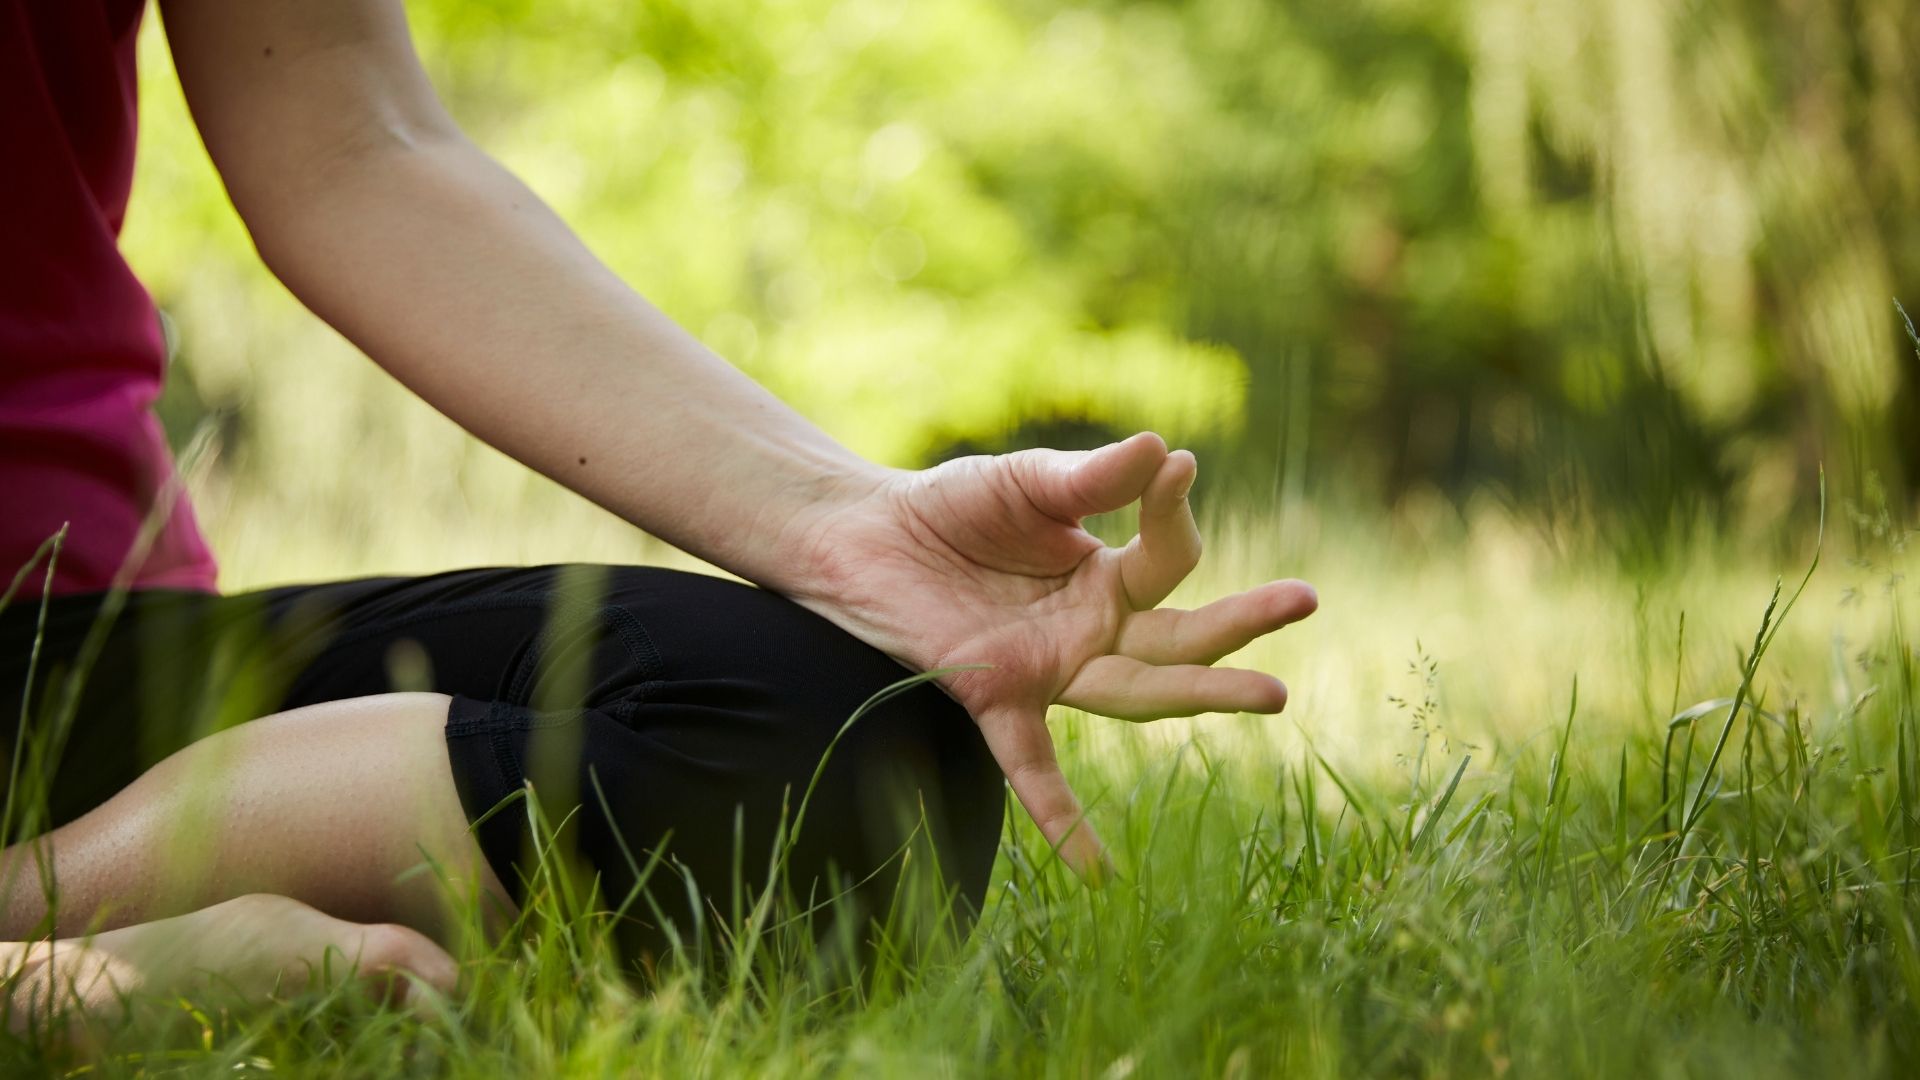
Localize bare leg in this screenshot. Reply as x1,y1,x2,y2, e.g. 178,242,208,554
0,693,514,944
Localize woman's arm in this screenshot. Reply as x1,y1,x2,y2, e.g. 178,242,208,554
157,0,1318,880
159,0,882,593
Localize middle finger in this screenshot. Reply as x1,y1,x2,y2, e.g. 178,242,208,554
1115,579,1318,666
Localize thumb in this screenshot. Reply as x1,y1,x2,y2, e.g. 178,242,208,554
1016,432,1169,523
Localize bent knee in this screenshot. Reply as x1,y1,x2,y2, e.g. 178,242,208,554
515,569,1010,947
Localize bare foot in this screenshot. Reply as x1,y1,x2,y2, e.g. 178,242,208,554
7,894,457,1031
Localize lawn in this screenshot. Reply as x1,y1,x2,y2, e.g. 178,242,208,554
7,503,1916,1078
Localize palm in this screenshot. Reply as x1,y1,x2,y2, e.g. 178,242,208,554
798,433,1317,879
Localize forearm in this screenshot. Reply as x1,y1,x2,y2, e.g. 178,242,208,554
245,135,885,590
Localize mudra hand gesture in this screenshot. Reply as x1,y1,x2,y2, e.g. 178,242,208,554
789,432,1319,880
0,0,1330,1027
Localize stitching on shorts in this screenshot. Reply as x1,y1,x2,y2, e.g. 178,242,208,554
599,604,664,681
445,714,491,737
502,600,665,709
489,726,525,799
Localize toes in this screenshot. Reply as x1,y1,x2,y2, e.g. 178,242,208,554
355,923,459,1001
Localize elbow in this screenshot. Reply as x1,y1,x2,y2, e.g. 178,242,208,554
225,114,467,278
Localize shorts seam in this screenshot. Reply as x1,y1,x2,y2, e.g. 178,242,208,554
488,726,525,796
501,600,665,710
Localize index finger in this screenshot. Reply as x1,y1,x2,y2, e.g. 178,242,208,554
976,703,1112,884
1119,449,1202,609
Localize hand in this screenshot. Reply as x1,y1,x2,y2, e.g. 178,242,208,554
789,432,1318,880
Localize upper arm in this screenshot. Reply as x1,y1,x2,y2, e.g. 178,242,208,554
158,0,462,223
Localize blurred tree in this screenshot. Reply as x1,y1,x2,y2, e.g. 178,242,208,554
125,0,1920,560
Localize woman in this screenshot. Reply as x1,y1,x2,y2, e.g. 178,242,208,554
0,0,1317,1017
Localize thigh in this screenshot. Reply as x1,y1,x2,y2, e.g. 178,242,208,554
4,565,1008,962
280,565,1008,961
504,569,1007,961
0,568,559,831
0,565,628,829
0,585,308,831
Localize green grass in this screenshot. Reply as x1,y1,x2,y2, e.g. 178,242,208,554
4,506,1920,1078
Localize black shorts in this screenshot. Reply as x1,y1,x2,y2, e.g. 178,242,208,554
0,565,1005,961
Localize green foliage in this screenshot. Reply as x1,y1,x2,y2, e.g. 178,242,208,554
126,0,1920,564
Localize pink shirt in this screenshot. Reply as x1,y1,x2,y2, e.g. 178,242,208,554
2,0,218,597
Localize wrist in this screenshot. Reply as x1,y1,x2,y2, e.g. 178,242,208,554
758,456,899,598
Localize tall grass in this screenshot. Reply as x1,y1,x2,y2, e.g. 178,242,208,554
3,500,1919,1076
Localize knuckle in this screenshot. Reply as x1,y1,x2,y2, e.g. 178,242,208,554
358,924,425,970
1166,620,1193,659
1006,755,1058,786
1037,808,1084,839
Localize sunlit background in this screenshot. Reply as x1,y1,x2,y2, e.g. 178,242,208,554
123,0,1920,779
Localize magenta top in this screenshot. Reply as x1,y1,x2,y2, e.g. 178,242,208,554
2,0,219,598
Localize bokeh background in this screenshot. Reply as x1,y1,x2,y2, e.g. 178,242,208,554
123,0,1920,772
